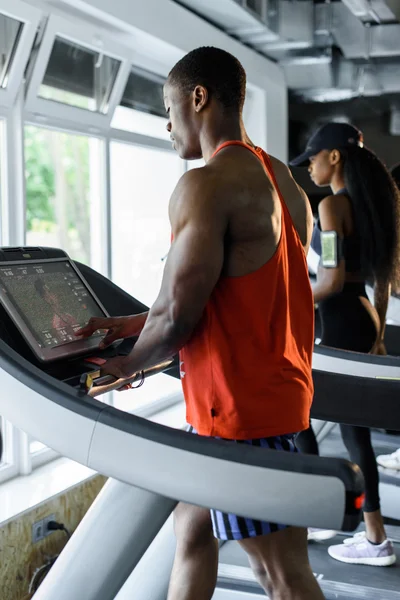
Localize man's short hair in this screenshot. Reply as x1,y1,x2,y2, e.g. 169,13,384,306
168,46,246,113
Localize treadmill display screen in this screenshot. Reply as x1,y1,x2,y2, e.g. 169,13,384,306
0,259,108,362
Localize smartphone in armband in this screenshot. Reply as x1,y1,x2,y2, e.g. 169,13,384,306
320,230,342,268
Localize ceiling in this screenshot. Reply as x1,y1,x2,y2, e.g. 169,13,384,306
174,0,400,133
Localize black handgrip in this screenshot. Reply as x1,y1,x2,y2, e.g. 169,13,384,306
80,369,117,393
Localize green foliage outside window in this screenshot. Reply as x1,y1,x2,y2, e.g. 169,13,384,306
25,126,91,264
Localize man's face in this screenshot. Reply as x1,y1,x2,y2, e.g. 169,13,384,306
163,82,203,160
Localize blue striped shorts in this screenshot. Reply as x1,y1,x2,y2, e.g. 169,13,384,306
188,425,299,540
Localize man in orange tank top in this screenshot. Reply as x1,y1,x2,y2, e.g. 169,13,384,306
78,47,321,599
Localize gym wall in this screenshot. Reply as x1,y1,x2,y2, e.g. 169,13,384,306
0,475,106,600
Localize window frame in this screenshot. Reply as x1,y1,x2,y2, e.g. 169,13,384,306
0,424,59,482
25,14,132,131
0,107,8,245
0,417,18,483
30,439,59,470
0,0,42,109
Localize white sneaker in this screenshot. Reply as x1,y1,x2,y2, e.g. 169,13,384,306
376,448,400,470
328,531,396,566
308,528,337,542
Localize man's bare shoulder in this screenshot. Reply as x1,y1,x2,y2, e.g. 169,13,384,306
268,154,293,180
267,154,308,202
171,164,231,209
267,154,308,199
172,164,220,193
169,165,230,227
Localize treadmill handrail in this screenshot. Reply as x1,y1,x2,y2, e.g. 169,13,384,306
312,368,400,429
0,337,364,505
314,343,400,367
0,336,360,484
0,339,102,420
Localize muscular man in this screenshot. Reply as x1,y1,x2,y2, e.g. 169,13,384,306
78,47,322,600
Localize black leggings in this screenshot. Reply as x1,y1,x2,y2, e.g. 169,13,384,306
297,283,380,513
297,424,379,512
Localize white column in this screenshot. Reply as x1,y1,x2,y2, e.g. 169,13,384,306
114,514,176,600
33,479,176,600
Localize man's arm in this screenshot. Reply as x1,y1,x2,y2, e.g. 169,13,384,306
103,170,227,378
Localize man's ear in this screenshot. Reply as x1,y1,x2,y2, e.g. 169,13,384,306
193,85,209,112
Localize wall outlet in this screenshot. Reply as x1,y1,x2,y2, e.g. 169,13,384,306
43,514,56,538
32,519,44,543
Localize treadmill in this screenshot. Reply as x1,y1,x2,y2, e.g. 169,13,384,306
0,246,397,599
0,246,363,600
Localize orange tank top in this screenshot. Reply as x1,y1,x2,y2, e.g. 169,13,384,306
179,141,314,439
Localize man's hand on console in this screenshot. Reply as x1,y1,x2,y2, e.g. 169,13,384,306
75,313,148,349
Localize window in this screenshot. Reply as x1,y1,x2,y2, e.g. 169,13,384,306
110,140,184,415
0,416,18,483
30,439,46,454
25,126,105,270
187,158,205,170
0,416,4,466
0,118,4,240
112,108,170,141
0,1,41,108
245,0,264,19
0,119,10,477
24,126,108,464
111,67,170,141
0,13,23,90
39,37,121,113
120,68,165,117
110,142,183,307
29,433,58,470
24,15,131,128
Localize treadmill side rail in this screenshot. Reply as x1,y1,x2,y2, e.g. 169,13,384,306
88,412,364,532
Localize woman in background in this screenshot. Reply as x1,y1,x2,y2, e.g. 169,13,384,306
290,122,400,566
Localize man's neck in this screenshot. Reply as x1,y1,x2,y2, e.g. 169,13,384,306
200,116,246,162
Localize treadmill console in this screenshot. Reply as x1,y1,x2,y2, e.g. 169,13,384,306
0,246,178,394
0,247,107,362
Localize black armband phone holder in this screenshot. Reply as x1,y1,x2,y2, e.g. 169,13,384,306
320,230,344,268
